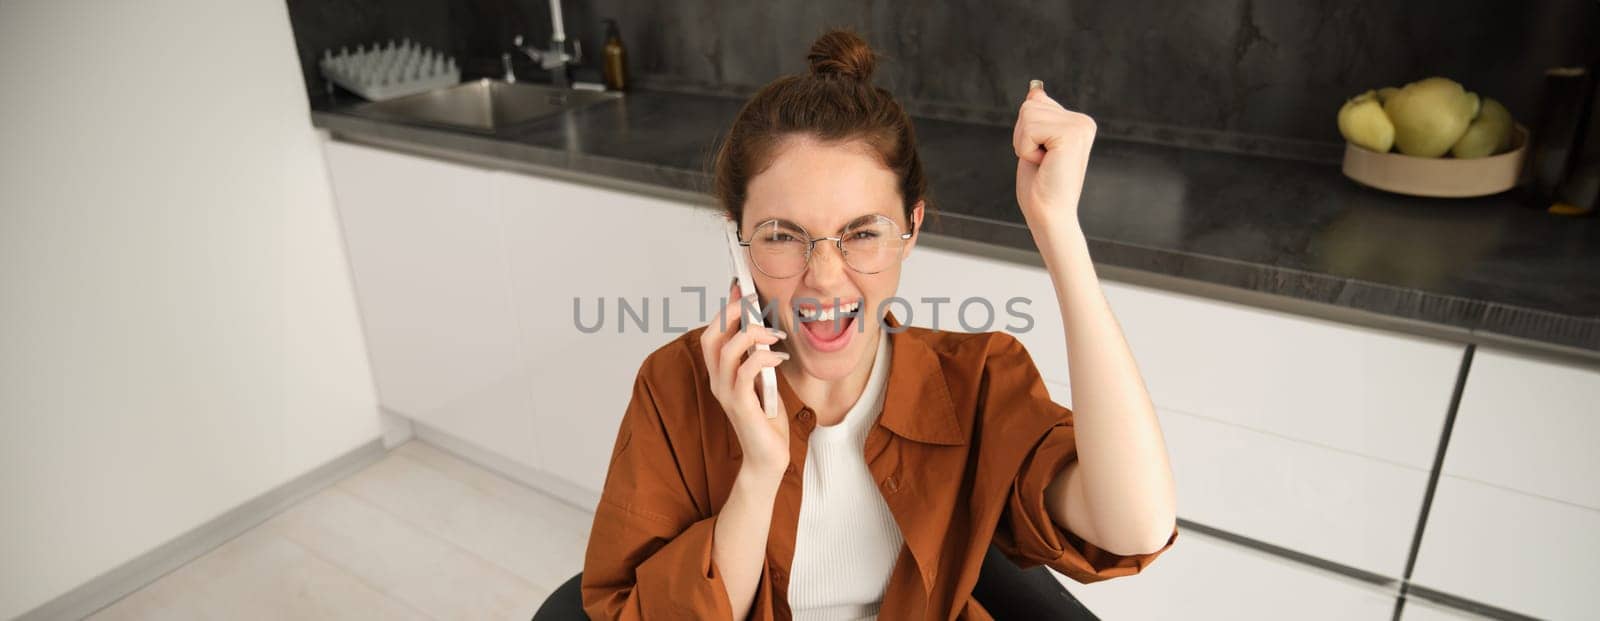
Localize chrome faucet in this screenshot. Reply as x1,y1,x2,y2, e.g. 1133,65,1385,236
503,0,582,87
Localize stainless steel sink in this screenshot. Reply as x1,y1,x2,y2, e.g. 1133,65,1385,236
351,79,620,131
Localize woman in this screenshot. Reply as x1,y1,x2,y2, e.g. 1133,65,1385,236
582,29,1177,621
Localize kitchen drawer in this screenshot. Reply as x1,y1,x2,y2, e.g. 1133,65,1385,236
1101,278,1462,471
1442,347,1600,510
1049,372,1424,578
1161,407,1427,577
1067,525,1397,620
1411,473,1600,620
900,245,1463,471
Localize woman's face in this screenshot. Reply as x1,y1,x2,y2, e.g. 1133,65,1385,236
740,135,923,382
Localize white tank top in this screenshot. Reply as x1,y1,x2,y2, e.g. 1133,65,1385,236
787,329,902,621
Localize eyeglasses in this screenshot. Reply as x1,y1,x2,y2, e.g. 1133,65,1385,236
736,214,914,279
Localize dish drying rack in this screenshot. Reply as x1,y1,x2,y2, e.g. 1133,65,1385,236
320,39,459,101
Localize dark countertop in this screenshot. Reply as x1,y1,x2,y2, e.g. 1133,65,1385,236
311,86,1600,363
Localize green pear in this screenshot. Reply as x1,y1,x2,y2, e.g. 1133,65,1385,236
1450,98,1514,158
1337,90,1395,152
1377,86,1400,104
1384,77,1478,157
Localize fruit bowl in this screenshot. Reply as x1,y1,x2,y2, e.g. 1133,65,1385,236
1341,124,1529,198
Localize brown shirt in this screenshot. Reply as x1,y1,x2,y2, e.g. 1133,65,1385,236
581,312,1177,620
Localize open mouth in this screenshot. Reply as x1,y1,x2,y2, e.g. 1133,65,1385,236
793,298,863,353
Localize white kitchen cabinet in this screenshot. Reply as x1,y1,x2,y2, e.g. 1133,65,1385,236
1161,407,1428,576
1410,475,1599,621
326,140,733,505
323,141,539,470
1409,348,1600,620
498,171,730,498
1066,526,1398,620
1435,348,1600,510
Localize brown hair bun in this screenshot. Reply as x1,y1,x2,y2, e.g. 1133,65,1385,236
806,29,876,82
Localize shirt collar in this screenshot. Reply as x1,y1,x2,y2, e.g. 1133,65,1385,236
774,310,966,446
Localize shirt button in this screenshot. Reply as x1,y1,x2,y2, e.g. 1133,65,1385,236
797,409,813,423
883,475,900,493
785,463,796,477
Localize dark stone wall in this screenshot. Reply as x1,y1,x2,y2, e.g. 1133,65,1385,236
287,0,1600,145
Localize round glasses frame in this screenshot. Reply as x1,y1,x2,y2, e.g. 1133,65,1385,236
735,215,915,278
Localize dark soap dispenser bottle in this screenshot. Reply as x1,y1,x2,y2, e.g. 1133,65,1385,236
601,18,628,92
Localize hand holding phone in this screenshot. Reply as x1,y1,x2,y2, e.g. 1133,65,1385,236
724,220,784,420
699,221,792,476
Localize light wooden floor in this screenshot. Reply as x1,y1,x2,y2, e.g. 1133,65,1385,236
89,440,593,620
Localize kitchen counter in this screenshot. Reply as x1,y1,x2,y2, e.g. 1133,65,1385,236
310,86,1600,362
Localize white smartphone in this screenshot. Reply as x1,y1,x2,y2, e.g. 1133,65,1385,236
724,220,784,419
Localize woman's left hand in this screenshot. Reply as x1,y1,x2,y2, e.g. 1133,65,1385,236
1013,80,1096,231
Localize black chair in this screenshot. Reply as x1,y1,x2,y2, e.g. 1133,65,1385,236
533,543,1098,620
533,573,586,621
970,543,1100,620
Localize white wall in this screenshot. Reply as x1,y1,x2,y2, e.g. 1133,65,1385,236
0,1,381,617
